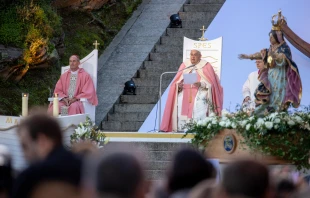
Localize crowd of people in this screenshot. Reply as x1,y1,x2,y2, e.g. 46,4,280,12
0,112,309,198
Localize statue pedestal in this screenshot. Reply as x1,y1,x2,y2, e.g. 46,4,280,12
205,129,291,165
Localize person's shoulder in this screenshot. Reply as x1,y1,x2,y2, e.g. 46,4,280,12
249,71,258,77
13,163,45,198
45,146,82,165
201,59,208,65
78,68,91,77
182,59,191,66
60,70,70,77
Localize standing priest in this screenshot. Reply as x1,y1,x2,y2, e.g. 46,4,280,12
160,49,223,132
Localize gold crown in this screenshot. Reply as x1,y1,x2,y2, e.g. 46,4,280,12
271,10,287,31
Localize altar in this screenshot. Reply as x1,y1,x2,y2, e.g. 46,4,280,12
0,114,87,170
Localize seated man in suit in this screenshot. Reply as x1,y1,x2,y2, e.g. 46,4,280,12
48,55,98,115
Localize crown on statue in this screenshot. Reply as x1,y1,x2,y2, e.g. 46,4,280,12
271,10,286,31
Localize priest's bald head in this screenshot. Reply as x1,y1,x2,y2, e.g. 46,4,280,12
69,55,80,72
190,50,202,65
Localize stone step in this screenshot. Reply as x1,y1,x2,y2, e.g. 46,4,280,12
166,28,201,37
103,142,191,180
155,44,183,53
134,77,173,87
135,86,170,95
143,60,181,71
139,69,161,78
139,151,176,161
179,11,218,21
106,142,189,151
120,95,158,104
149,52,183,61
139,67,181,77
135,86,159,95
160,36,194,46
144,161,170,170
181,20,213,29
101,121,143,131
189,0,226,4
114,104,154,113
108,112,150,122
183,3,223,12
145,170,165,180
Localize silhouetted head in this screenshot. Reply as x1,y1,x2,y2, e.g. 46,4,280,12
96,153,144,198
221,160,270,198
167,148,216,194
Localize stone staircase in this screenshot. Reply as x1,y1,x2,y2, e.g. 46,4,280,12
101,0,225,131
104,141,192,180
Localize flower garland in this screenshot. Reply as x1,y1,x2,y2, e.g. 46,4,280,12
185,108,310,170
70,116,108,147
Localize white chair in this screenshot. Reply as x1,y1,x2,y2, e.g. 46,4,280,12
48,49,98,121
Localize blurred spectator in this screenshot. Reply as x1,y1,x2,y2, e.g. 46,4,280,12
275,179,296,198
166,148,216,198
86,152,145,198
31,181,79,198
303,175,310,185
13,113,82,198
188,179,217,198
219,160,270,198
0,145,14,198
72,141,98,158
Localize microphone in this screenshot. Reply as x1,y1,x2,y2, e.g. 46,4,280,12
178,64,195,72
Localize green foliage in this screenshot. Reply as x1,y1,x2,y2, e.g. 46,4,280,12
0,65,60,115
0,7,25,47
17,1,62,64
60,0,142,64
0,0,142,115
185,109,310,170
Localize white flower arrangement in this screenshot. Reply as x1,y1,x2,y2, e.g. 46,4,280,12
70,116,109,147
193,109,310,136
186,107,310,170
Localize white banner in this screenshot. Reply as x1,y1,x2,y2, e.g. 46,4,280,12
183,37,223,80
0,116,20,128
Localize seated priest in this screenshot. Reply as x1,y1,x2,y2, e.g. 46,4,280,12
48,55,98,115
242,59,264,111
160,49,223,132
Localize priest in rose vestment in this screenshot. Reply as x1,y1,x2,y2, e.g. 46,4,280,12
160,50,223,132
48,55,98,115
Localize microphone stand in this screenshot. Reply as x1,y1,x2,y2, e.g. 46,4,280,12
158,65,195,132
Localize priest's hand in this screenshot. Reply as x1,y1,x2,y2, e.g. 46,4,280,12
69,97,79,106
193,82,201,88
178,82,183,92
62,98,70,106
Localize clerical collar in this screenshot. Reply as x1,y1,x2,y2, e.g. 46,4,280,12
70,69,79,74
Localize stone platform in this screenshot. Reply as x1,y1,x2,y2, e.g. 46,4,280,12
103,131,296,181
